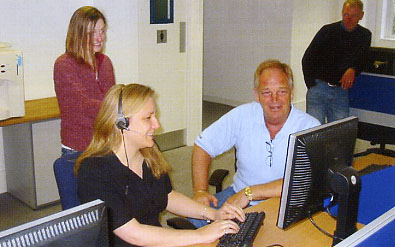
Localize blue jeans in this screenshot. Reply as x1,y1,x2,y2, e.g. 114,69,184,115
188,186,238,228
306,80,349,124
53,148,82,210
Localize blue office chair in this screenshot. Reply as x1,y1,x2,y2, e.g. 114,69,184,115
53,157,81,210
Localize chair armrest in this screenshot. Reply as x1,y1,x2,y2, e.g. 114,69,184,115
209,169,229,193
166,217,197,229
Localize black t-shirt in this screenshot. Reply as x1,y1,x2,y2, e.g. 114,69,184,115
77,153,172,247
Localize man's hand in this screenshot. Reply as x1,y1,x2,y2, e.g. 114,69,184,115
340,68,356,89
193,190,219,207
215,202,245,222
225,190,250,209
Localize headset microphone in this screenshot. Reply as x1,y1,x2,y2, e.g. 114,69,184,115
115,87,130,132
129,129,149,136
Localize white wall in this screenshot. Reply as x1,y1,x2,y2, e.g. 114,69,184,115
0,0,92,100
203,0,293,106
95,0,139,85
137,0,187,133
290,0,339,110
0,0,203,193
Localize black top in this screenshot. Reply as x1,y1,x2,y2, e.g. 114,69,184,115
302,21,371,88
77,153,172,247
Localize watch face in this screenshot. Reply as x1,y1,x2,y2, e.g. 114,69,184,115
245,187,253,201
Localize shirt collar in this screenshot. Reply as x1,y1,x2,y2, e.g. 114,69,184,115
341,21,358,32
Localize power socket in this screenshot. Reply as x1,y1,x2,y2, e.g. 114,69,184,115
157,30,167,43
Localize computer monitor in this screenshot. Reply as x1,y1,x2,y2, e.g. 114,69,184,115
0,199,109,247
277,116,361,246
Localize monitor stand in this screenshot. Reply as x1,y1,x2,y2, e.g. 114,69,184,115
328,165,361,246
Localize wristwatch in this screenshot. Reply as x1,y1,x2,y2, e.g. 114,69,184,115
244,186,253,201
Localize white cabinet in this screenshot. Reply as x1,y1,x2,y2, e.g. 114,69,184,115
3,118,60,209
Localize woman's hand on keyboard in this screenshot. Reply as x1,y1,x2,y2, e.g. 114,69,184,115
215,202,246,222
197,219,240,243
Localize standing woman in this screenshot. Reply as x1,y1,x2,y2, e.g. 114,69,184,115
53,6,115,209
75,84,245,247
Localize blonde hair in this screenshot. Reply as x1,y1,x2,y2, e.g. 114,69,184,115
343,0,364,11
253,59,294,89
65,6,106,72
75,84,170,178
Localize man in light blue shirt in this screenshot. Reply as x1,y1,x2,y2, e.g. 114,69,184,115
190,60,320,228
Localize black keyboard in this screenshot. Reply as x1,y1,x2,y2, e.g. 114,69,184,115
217,211,265,247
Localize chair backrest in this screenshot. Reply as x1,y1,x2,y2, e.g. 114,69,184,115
53,157,81,210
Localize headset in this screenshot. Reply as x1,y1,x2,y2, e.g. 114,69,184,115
115,87,130,131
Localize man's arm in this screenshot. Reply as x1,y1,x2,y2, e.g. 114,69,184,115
226,179,283,208
341,29,372,89
302,26,327,89
192,144,219,207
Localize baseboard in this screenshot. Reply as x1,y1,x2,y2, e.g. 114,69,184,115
203,95,245,107
203,95,307,112
155,129,186,151
0,170,6,193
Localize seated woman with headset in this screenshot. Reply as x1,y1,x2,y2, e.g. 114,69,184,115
75,84,245,247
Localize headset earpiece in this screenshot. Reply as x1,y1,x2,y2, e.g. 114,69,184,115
115,116,129,131
115,87,130,131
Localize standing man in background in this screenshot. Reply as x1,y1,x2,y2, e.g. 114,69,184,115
302,0,371,124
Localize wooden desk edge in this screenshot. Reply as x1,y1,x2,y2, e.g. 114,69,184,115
186,198,363,247
0,97,60,127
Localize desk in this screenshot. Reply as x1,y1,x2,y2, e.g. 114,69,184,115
0,97,59,127
0,97,61,209
187,198,363,247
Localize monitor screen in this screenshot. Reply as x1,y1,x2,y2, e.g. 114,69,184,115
0,199,109,247
277,116,361,245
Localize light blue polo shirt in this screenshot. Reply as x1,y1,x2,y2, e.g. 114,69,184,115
195,102,320,197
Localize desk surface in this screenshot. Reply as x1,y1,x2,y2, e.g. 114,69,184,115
188,197,363,247
187,158,379,247
0,97,59,127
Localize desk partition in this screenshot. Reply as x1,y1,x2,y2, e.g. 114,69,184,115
349,73,395,156
335,206,395,247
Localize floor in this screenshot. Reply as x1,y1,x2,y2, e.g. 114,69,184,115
0,101,235,232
